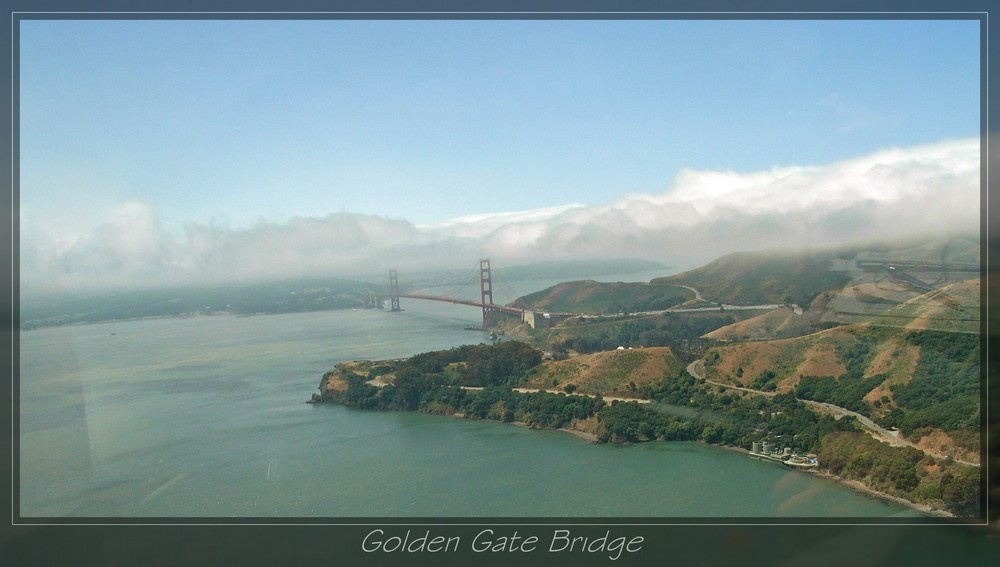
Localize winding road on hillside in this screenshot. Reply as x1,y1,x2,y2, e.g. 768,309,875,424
670,284,704,302
655,284,789,314
685,360,979,468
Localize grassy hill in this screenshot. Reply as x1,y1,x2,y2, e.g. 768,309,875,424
522,346,686,397
651,249,851,306
509,249,852,314
702,306,815,342
701,324,980,464
700,273,980,341
526,311,745,356
509,280,692,314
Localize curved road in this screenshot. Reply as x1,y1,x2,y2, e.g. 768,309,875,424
659,284,791,313
686,360,979,468
670,284,704,302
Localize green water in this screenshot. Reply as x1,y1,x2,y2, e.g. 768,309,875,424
18,277,918,518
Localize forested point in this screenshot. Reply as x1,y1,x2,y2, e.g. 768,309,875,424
316,339,980,517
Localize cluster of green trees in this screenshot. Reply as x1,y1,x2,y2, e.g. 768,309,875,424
749,370,779,391
878,331,980,437
392,341,543,388
795,373,886,413
793,334,880,413
820,432,924,492
818,431,980,516
785,329,980,453
326,341,594,427
595,401,702,443
604,369,852,452
331,370,604,430
464,387,605,428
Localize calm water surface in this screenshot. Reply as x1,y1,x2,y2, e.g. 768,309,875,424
19,273,917,518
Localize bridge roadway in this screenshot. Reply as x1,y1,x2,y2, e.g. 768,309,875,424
399,293,529,316
398,290,788,319
399,292,579,318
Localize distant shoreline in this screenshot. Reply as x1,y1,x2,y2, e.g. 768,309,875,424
20,306,364,331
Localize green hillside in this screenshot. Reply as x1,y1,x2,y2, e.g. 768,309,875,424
701,324,980,462
522,346,686,396
527,311,742,355
652,249,851,306
510,280,692,314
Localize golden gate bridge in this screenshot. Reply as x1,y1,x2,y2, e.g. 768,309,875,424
377,259,574,329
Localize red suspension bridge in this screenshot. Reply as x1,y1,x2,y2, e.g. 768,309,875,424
380,259,573,329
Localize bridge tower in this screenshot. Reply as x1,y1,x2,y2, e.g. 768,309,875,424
480,258,494,327
388,268,402,312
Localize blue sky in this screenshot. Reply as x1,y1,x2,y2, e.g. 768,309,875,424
18,18,982,292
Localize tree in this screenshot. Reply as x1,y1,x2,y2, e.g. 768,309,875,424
390,368,429,410
940,470,981,517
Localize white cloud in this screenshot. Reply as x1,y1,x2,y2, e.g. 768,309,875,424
19,138,980,295
419,203,586,238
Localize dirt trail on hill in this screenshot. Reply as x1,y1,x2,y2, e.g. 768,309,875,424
511,387,651,404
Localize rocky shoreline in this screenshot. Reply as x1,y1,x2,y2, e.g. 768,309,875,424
711,444,953,518
807,469,953,518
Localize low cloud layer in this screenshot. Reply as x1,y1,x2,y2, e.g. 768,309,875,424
20,137,980,295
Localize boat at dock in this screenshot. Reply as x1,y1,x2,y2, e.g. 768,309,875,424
749,441,818,468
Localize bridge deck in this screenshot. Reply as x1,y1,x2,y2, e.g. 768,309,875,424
398,293,578,318
399,293,526,315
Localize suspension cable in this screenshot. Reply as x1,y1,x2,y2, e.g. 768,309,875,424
439,262,481,299
492,266,521,305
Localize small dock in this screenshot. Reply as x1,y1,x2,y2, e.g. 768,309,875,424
749,441,818,468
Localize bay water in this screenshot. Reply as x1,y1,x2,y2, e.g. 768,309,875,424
18,273,917,518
